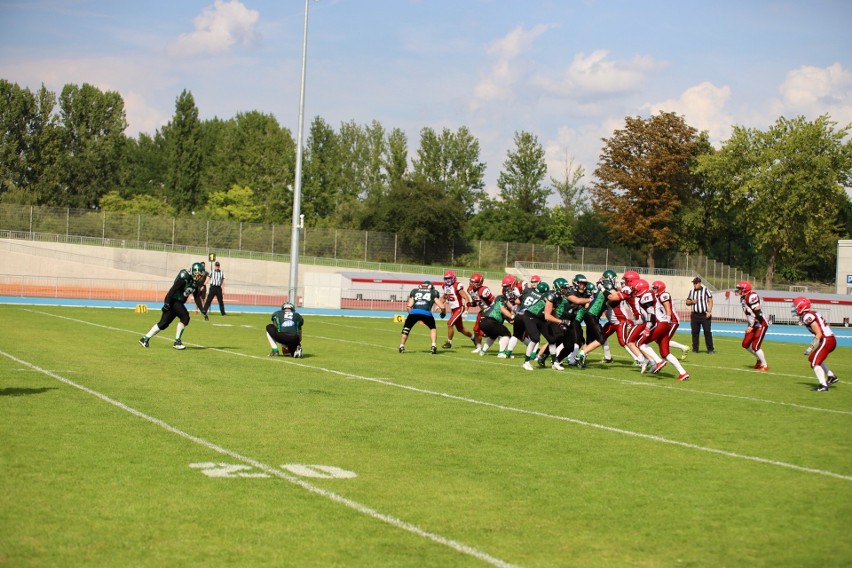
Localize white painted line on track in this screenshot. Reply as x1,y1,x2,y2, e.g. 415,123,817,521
0,348,520,568
19,308,852,482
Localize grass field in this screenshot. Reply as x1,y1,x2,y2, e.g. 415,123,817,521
1,305,850,567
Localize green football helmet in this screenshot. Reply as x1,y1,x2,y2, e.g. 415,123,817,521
573,274,589,285
602,269,617,281
191,262,205,282
536,281,550,294
281,302,295,312
553,277,569,292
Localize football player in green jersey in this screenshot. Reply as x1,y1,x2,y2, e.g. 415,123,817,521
138,263,206,350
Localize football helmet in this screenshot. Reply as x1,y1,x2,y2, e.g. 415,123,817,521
651,280,666,294
622,270,640,285
572,274,589,286
191,262,205,282
632,279,650,295
444,270,456,285
553,277,569,292
530,275,541,284
501,275,516,288
281,302,295,312
420,280,432,289
536,281,550,294
735,280,752,296
792,296,811,316
469,273,484,288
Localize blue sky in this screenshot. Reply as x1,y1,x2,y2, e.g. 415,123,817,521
1,0,850,199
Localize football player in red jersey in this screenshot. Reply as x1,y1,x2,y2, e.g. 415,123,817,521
649,280,690,380
440,270,476,349
793,297,838,391
467,273,495,354
735,281,769,371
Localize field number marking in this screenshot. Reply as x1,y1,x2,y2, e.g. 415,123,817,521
190,462,357,480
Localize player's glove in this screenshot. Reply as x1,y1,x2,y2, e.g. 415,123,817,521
161,303,171,312
203,312,209,321
440,310,446,319
803,346,813,356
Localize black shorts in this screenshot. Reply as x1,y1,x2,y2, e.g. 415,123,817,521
266,324,301,351
158,300,190,329
480,317,510,339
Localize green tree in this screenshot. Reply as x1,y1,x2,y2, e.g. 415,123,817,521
384,127,409,193
99,190,173,216
121,131,168,200
591,112,703,269
695,115,852,287
495,130,551,242
301,116,342,225
411,126,486,218
547,154,589,248
55,83,127,208
162,89,202,213
200,184,262,222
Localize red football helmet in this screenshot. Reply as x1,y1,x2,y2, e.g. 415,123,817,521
443,270,456,285
735,280,752,296
792,296,811,315
530,274,541,284
651,280,666,294
469,273,484,289
622,270,640,285
501,275,516,288
632,279,650,295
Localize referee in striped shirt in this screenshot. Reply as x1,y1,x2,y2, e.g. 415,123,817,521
685,276,714,353
202,261,227,316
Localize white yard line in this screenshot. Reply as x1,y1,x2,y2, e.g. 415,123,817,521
17,308,852,482
0,348,520,568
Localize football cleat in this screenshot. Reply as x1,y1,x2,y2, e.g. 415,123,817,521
816,384,829,392
430,345,437,355
203,312,209,321
552,362,565,371
677,373,690,381
269,350,279,357
537,356,547,368
138,337,149,348
472,347,482,353
681,347,690,361
441,342,452,349
603,357,614,364
522,361,534,371
479,349,486,357
576,352,587,368
173,340,185,350
640,359,650,374
497,352,508,359
293,346,303,358
827,375,839,385
754,360,763,369
652,360,667,374
399,346,405,354
756,365,768,372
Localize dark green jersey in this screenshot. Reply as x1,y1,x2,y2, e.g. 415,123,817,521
409,287,440,312
517,287,541,315
524,289,552,317
271,309,304,335
562,284,590,319
484,294,510,323
550,293,570,319
165,269,199,304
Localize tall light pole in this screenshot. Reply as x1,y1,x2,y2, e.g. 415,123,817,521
288,0,310,304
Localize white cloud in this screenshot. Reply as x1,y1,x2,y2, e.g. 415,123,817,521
169,0,260,57
645,81,734,145
533,50,664,100
473,24,553,103
773,63,852,125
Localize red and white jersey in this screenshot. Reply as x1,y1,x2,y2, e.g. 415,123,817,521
656,291,677,324
802,310,834,337
467,284,495,309
627,288,643,324
442,280,467,310
504,281,524,306
638,291,667,325
740,291,767,326
605,287,632,324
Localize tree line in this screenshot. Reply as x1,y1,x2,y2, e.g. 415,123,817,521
1,79,850,286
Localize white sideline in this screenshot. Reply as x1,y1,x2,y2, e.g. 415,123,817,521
0,348,520,568
18,308,852,482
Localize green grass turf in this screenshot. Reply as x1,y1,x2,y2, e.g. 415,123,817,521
1,305,850,567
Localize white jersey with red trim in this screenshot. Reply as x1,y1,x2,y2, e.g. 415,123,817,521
740,291,767,326
627,290,643,324
802,310,834,337
656,291,676,324
605,287,632,324
638,291,666,324
442,280,467,310
467,284,495,309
